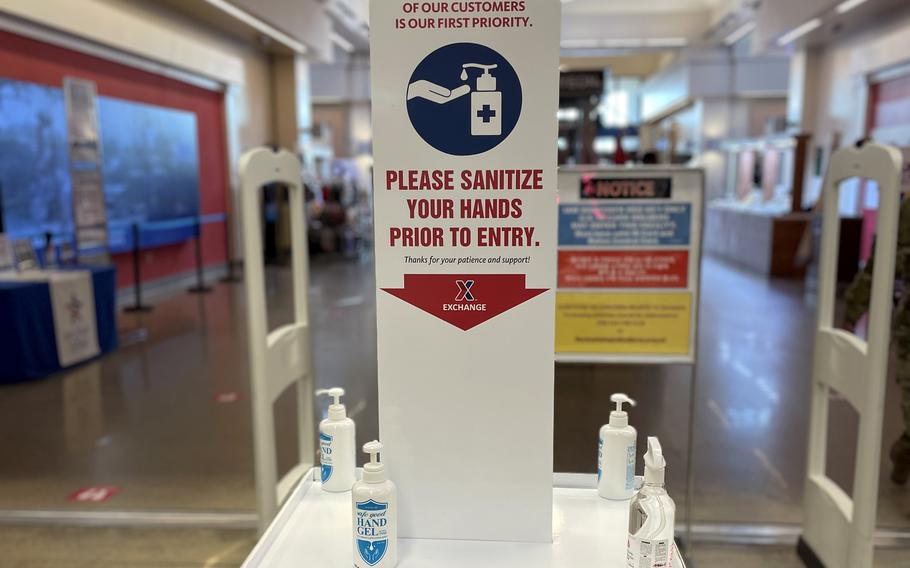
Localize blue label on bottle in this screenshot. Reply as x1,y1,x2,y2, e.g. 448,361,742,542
626,443,636,491
356,499,389,566
597,437,603,482
319,432,333,483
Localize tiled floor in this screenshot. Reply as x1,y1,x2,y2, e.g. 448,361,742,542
0,257,378,512
688,544,910,567
0,525,257,567
555,257,910,526
3,527,909,567
0,285,257,511
1,255,910,566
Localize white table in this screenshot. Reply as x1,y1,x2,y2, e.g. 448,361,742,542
242,470,686,568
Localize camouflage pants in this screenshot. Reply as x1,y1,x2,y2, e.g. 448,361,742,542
894,306,910,438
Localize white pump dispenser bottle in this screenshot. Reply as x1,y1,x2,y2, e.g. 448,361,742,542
316,388,356,492
627,437,677,568
598,393,637,500
352,441,397,568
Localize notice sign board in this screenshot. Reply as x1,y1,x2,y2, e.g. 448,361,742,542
371,0,559,544
556,168,703,364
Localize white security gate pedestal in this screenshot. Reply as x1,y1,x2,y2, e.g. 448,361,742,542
798,142,904,568
239,148,316,534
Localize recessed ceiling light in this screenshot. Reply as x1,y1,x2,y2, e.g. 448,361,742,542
836,0,870,14
560,37,687,49
776,18,822,47
724,22,756,46
330,31,355,53
645,37,688,47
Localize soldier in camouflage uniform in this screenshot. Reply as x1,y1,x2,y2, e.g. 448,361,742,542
844,197,910,485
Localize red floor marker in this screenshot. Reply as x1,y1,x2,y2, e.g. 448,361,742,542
214,391,240,404
67,486,120,502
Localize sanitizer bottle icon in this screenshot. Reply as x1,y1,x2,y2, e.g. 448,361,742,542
406,43,520,155
462,63,501,137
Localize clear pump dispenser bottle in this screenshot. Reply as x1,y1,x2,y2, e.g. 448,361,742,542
627,437,677,568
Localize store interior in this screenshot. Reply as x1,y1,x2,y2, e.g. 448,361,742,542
2,0,910,566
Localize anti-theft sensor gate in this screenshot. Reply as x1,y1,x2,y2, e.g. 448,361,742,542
798,142,904,568
239,147,315,534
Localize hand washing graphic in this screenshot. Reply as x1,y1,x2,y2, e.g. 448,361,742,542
406,43,521,156
407,63,502,137
406,80,471,105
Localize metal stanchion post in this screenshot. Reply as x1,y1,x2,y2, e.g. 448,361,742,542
0,181,6,233
188,217,213,294
124,222,152,312
220,212,242,284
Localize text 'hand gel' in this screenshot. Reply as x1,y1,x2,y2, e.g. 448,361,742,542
598,393,637,500
352,441,397,568
627,437,677,568
316,387,356,492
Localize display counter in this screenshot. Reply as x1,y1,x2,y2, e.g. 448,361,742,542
0,265,118,382
705,202,863,280
704,202,810,278
241,469,686,568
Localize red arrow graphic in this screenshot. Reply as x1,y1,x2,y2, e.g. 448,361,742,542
382,274,548,331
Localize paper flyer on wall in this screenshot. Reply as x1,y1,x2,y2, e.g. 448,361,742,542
47,271,100,367
0,234,13,271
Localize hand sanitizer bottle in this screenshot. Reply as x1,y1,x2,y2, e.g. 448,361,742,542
463,63,501,136
352,441,397,568
316,388,356,492
598,393,637,500
627,437,677,568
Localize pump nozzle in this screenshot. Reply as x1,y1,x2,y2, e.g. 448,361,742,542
608,393,636,428
316,387,345,405
461,63,498,92
364,440,382,464
611,393,636,413
644,436,666,485
316,388,347,420
362,440,387,483
462,63,498,72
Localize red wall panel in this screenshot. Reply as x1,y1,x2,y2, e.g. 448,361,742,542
861,73,910,262
0,30,229,288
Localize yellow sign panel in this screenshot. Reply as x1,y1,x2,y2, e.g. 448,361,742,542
555,292,692,355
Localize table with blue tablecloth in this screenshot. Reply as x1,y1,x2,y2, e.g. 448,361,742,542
0,266,118,383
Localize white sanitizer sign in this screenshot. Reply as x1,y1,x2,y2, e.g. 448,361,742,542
371,0,560,543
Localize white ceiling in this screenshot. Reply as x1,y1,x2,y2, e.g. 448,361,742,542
561,0,729,15
560,0,742,52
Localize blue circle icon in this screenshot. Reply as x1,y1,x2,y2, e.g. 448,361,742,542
406,43,522,156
